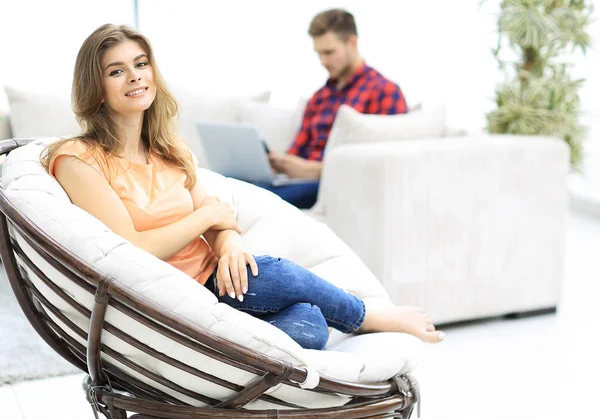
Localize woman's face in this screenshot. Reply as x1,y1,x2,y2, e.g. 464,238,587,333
101,40,156,116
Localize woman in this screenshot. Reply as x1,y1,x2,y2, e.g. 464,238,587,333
42,24,444,350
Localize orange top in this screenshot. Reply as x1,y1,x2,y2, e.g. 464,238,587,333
48,140,218,284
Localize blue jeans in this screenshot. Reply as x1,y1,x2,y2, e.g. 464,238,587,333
254,181,320,209
204,255,365,350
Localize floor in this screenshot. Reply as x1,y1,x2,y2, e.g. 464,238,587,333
0,209,598,419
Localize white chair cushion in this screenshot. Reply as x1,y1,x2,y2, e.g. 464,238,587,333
1,138,421,408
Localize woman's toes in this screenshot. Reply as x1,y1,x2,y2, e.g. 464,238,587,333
423,330,445,343
426,324,436,332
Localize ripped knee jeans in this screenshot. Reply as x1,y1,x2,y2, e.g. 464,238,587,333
204,255,366,350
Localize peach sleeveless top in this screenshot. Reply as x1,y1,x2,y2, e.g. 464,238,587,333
48,140,218,285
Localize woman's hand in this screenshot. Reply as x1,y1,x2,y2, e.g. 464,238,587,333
216,249,259,301
201,195,242,233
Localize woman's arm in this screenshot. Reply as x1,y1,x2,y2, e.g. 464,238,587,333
189,181,244,257
54,155,239,261
190,181,257,300
205,228,244,258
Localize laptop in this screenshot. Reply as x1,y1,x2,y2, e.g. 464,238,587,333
195,121,314,186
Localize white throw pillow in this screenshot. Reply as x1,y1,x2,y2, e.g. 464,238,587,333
313,104,446,214
171,84,270,167
324,104,447,156
238,99,306,154
5,86,80,138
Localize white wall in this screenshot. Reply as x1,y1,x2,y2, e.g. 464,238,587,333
0,0,505,132
0,0,134,106
138,0,600,195
138,0,504,133
0,0,598,144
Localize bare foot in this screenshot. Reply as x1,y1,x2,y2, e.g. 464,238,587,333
360,306,444,343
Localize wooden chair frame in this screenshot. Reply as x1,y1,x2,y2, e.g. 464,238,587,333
0,139,418,418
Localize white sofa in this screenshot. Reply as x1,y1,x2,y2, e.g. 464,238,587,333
0,85,571,324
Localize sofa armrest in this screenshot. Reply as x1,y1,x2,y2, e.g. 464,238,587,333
0,116,12,141
320,135,570,323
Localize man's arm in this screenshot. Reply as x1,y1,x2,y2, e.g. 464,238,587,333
268,94,323,179
287,95,318,158
366,81,408,115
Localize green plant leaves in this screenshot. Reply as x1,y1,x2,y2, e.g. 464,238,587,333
487,0,593,168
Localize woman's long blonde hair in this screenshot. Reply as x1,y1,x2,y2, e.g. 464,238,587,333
41,23,196,188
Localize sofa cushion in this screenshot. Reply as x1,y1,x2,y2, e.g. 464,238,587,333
4,84,271,168
325,104,447,153
1,137,420,409
5,86,80,138
0,113,12,141
239,99,306,154
170,84,270,168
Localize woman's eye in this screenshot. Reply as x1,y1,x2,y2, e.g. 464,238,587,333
109,69,122,76
136,62,148,68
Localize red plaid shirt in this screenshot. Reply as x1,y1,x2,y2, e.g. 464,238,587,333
288,62,407,161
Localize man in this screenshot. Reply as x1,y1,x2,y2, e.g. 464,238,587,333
265,8,408,209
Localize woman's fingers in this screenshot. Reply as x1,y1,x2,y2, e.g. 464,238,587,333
218,253,256,301
215,263,225,297
217,259,235,299
246,253,259,277
238,256,248,297
229,255,243,301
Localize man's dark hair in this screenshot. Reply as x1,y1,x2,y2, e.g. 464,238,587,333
308,9,357,41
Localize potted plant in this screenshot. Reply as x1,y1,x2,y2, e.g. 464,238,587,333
486,0,594,169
